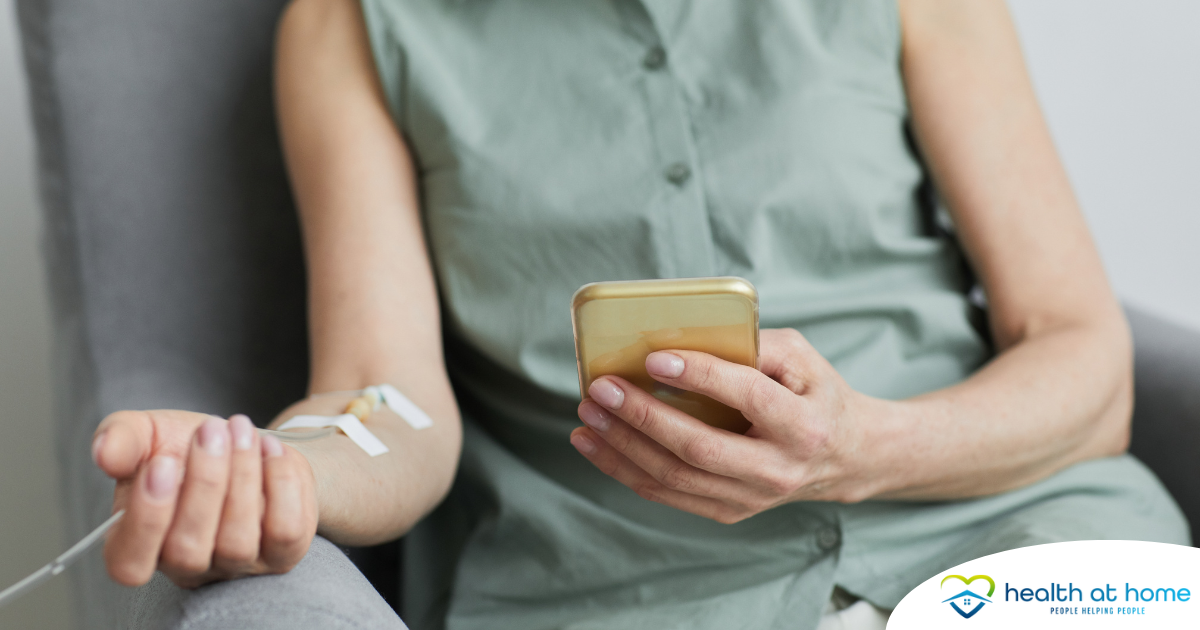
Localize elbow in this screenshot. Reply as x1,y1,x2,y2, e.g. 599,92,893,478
1100,375,1133,458
1096,318,1135,458
392,417,463,538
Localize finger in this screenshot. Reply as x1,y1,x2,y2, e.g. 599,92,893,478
93,411,155,480
103,455,181,586
757,328,814,391
213,414,264,575
587,376,764,477
260,435,315,572
569,427,749,524
643,350,797,428
578,400,751,501
159,417,232,583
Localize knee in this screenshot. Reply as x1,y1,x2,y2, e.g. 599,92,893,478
129,536,407,630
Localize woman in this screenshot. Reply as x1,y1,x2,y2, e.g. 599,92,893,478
90,0,1188,628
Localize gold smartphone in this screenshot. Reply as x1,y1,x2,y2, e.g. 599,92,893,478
571,277,759,433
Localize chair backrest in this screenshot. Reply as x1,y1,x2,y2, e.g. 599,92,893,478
18,0,1199,625
1127,307,1200,546
17,0,306,625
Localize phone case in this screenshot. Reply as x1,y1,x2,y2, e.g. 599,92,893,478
571,277,759,433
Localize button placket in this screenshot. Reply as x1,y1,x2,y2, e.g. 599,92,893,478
636,42,715,278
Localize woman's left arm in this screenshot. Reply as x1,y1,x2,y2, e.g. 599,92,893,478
570,0,1131,520
889,0,1132,495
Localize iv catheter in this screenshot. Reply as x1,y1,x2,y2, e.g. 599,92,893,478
0,384,432,610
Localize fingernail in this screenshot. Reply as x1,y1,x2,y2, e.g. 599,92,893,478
579,404,611,432
571,433,596,455
646,352,685,378
588,378,625,410
197,417,228,457
230,414,254,451
146,456,179,501
91,432,107,465
262,434,284,458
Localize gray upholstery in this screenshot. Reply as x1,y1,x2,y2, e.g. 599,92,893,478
128,536,405,630
16,0,311,626
13,0,1200,627
1128,307,1200,544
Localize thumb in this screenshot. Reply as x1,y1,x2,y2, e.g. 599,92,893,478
92,411,154,480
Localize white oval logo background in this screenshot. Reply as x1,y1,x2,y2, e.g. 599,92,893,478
888,540,1200,629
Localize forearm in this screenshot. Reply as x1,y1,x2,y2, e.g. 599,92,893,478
868,312,1132,500
273,0,465,544
269,387,462,546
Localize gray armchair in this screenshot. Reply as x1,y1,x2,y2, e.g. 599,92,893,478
16,0,1200,628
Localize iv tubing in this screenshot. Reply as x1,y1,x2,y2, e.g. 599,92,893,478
0,426,337,610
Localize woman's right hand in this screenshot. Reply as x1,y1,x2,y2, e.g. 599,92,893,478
92,410,318,588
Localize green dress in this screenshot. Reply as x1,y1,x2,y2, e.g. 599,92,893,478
357,1,1189,628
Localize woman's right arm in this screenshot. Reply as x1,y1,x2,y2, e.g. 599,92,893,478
93,0,459,588
273,0,462,545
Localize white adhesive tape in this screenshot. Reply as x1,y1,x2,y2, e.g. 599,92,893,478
279,414,390,456
377,384,434,430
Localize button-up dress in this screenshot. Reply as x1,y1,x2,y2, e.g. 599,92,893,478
357,1,1189,628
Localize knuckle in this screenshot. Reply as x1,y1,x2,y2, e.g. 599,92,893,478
592,449,622,477
265,521,306,548
760,470,801,497
745,497,773,514
189,468,227,493
801,421,832,456
268,467,302,487
160,535,213,575
607,425,637,453
266,556,303,575
713,509,749,525
161,553,212,577
624,398,656,430
596,454,621,477
682,435,724,469
632,482,663,504
214,534,260,567
690,360,720,392
107,560,150,587
658,463,695,492
744,381,784,419
836,487,869,504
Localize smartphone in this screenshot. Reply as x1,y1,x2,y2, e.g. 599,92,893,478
571,277,759,433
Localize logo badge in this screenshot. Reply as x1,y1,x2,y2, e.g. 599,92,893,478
940,574,995,619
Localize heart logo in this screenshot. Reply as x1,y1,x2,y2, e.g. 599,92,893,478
940,574,996,597
940,574,995,619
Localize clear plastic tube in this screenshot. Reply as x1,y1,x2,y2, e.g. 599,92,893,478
0,426,338,609
262,426,338,442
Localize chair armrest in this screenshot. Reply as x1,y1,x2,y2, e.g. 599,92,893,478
1127,306,1200,544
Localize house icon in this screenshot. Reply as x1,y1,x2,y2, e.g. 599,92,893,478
942,589,992,619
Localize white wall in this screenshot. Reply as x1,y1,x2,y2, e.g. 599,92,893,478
0,2,1195,629
1009,0,1200,329
0,0,71,627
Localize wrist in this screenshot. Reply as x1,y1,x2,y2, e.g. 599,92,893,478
843,394,921,501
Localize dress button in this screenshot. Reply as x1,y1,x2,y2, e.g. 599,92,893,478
664,162,691,186
816,526,841,551
642,46,667,70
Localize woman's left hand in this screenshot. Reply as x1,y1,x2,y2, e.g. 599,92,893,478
571,328,889,523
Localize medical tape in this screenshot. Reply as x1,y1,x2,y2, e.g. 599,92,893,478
278,413,389,456
373,384,434,429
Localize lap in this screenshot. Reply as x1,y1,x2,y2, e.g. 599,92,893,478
127,535,406,630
